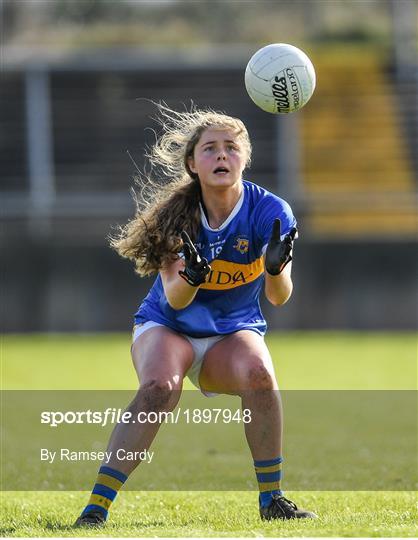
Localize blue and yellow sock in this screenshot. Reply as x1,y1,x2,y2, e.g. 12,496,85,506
81,466,128,519
254,456,283,508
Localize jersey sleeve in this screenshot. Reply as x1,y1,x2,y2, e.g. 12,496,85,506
254,193,297,254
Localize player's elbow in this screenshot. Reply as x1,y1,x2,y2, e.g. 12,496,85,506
165,288,194,310
162,278,193,310
267,292,291,307
265,283,293,306
265,271,293,306
166,296,191,310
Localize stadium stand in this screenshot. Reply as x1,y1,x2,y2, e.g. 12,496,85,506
302,50,417,238
1,49,416,244
1,48,416,331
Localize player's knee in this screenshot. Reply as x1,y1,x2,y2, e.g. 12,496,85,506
245,362,276,391
135,378,178,412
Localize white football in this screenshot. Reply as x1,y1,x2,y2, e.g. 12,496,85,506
245,43,316,114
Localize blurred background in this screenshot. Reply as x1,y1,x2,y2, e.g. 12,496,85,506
1,0,417,333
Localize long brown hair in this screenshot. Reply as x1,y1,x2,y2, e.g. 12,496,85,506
110,103,252,276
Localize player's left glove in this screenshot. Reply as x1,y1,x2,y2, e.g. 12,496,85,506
178,231,211,287
265,218,297,276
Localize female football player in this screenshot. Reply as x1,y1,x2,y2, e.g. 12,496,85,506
75,104,316,526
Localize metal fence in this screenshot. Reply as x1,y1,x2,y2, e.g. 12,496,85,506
1,47,417,331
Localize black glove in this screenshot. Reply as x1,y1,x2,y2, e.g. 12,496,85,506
265,218,297,276
178,231,211,287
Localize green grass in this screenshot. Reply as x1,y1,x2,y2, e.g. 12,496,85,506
1,332,417,537
1,491,416,537
2,331,416,390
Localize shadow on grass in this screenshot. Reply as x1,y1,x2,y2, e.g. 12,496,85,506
43,518,169,532
0,529,16,536
45,522,90,532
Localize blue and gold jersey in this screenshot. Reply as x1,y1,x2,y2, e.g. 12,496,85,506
134,180,296,337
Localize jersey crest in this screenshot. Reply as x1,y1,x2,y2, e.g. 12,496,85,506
233,237,249,254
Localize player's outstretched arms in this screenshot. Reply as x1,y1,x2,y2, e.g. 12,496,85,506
264,218,296,306
160,231,211,310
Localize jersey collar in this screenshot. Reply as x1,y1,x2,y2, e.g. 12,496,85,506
199,186,245,232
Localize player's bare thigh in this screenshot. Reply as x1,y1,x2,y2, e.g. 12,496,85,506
199,330,278,394
132,326,194,389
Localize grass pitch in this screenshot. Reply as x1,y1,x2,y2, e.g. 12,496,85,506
1,331,417,537
1,491,416,537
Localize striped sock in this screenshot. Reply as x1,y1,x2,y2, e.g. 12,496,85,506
254,456,283,508
81,466,128,519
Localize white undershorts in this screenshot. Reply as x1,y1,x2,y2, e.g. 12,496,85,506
132,321,226,396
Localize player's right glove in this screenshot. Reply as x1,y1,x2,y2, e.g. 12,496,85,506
178,231,211,287
265,218,297,276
